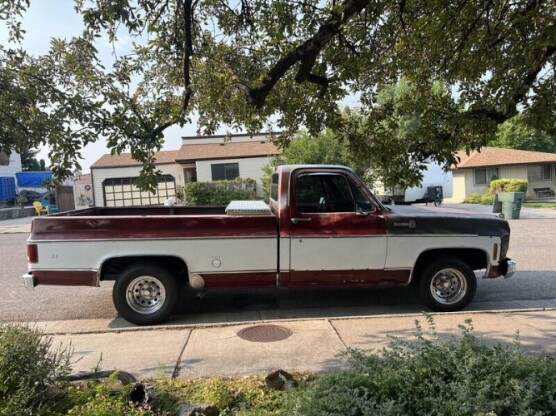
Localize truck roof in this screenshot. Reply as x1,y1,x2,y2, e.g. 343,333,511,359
276,164,356,175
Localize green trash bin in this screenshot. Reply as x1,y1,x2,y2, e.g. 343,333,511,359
492,193,502,214
497,192,525,219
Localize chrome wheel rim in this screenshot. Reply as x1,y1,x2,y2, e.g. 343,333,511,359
430,268,467,305
126,276,166,314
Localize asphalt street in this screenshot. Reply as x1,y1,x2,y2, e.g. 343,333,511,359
1,207,555,327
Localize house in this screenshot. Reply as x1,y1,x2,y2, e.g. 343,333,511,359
0,151,22,204
447,147,556,202
90,133,280,207
73,173,94,209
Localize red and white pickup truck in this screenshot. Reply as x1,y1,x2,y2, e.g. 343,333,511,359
24,165,516,325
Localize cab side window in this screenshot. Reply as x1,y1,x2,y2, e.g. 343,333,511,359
296,174,357,213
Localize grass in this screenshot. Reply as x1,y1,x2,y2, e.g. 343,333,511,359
523,201,556,208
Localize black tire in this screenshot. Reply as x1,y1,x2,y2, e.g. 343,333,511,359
113,262,179,325
415,257,477,312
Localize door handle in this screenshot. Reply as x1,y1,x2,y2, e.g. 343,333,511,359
291,217,312,224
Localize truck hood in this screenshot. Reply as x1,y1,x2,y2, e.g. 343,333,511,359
383,205,510,238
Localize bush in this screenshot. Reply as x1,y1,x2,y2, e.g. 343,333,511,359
463,193,482,204
0,323,71,416
488,178,528,195
289,317,556,416
480,193,494,205
66,373,155,416
184,178,257,205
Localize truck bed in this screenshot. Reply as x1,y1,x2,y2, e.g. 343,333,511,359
30,206,277,241
54,205,228,217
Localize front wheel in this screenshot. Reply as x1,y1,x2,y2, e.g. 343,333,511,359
113,263,179,325
415,257,477,312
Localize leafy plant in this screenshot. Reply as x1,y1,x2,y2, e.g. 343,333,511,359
184,178,257,205
0,323,71,416
488,179,528,195
66,373,154,416
463,193,482,204
288,317,556,416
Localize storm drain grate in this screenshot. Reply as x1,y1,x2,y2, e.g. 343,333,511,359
237,324,292,343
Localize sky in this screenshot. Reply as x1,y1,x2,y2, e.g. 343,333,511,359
1,2,200,172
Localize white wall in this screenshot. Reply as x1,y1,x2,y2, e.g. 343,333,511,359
0,152,22,178
195,156,272,197
182,133,270,146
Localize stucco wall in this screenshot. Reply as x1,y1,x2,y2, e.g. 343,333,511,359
195,156,272,197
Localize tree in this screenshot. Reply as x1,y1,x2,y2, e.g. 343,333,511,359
1,1,554,188
490,114,556,153
261,129,363,198
20,148,46,171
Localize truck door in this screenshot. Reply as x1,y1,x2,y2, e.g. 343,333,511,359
289,171,389,286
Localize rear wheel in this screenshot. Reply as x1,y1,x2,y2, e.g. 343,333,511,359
415,257,477,312
113,263,178,325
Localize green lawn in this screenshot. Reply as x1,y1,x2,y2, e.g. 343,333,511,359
523,201,556,208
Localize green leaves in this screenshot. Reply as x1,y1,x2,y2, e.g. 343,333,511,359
1,0,554,191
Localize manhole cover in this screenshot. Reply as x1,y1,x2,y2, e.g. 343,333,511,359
237,324,292,343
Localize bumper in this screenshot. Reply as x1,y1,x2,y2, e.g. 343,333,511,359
485,258,517,279
504,259,517,279
23,272,36,290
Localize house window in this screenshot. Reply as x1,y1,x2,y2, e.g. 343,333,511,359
474,167,499,186
103,175,175,207
527,164,552,182
211,163,239,180
183,168,197,183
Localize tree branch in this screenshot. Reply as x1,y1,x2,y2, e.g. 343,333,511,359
243,0,372,108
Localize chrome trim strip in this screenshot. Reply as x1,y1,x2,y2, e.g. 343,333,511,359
27,236,276,243
192,269,276,275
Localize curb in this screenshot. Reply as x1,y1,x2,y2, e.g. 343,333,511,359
29,307,556,336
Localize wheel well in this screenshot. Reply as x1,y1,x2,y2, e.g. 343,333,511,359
100,256,188,282
411,248,488,283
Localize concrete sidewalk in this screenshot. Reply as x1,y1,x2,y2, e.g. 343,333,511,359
34,308,556,380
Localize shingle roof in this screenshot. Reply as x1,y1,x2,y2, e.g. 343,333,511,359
175,141,280,162
453,147,556,169
90,150,181,169
90,141,280,169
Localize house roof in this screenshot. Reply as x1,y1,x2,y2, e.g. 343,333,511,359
175,141,280,162
90,140,280,169
453,147,556,169
90,150,181,169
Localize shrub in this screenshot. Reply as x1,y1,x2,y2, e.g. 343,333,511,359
66,373,155,416
289,317,556,416
184,178,257,205
463,193,482,204
488,178,528,195
480,193,494,205
0,323,71,416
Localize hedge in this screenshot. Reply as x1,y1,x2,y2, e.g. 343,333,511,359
184,178,258,205
464,179,528,205
487,178,528,195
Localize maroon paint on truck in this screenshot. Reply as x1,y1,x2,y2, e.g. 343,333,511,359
33,270,98,287
287,269,410,287
29,214,277,241
199,272,277,288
